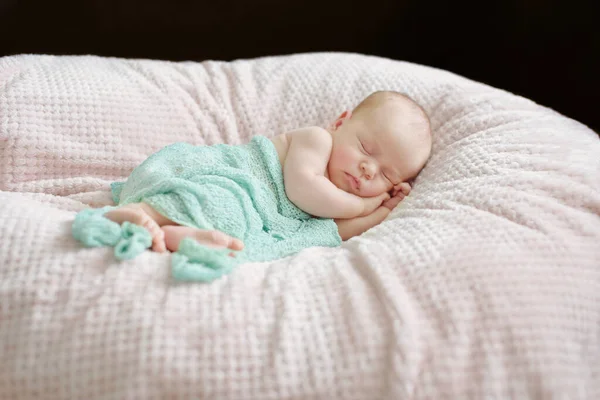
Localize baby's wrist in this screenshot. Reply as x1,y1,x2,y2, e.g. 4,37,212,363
357,199,371,217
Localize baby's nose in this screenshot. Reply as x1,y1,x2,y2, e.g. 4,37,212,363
361,162,376,179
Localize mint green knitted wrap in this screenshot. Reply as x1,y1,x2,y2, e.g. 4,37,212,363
73,136,341,282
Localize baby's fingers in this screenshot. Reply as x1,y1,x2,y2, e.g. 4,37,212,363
382,194,403,210
394,182,411,196
379,191,391,202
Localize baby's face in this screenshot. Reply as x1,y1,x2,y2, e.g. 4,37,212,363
327,100,431,198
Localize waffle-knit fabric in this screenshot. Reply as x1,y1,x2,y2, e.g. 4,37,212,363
1,53,599,399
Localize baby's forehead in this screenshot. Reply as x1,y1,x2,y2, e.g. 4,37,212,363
364,110,424,137
369,112,430,158
359,96,422,121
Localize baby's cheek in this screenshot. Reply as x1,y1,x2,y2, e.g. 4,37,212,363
339,149,356,165
374,178,391,193
362,183,386,198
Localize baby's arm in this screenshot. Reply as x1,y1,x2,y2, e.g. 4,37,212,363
335,206,392,241
284,127,373,219
335,183,410,240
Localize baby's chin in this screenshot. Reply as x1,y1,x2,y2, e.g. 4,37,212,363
336,182,374,198
361,188,392,198
334,183,354,195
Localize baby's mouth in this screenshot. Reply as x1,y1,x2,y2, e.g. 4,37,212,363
345,173,360,191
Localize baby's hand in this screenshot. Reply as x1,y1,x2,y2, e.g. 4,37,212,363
360,191,390,216
382,182,411,211
392,182,411,198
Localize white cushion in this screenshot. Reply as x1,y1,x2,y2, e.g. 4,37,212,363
1,53,599,399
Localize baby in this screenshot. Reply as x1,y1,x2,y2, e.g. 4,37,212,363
104,91,432,255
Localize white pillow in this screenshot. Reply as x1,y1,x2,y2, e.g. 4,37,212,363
0,53,598,399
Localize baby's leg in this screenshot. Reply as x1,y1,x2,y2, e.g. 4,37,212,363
162,225,244,254
105,203,172,253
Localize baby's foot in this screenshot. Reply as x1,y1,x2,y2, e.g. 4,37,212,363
162,225,244,255
105,203,167,253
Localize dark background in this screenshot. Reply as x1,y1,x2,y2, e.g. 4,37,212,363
1,0,598,133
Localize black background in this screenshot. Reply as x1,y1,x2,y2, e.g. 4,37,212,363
1,0,597,133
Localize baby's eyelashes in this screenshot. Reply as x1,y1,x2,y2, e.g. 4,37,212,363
359,141,369,155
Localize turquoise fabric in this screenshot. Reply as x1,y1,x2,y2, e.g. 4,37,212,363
72,206,153,260
72,136,341,282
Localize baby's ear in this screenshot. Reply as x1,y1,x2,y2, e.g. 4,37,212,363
340,110,352,121
332,110,352,130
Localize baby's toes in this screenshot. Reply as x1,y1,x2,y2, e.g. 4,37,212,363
140,219,164,252
208,230,231,247
141,218,155,234
208,231,244,251
230,238,244,251
152,229,167,253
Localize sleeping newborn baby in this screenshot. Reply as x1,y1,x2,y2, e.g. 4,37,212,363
73,90,431,281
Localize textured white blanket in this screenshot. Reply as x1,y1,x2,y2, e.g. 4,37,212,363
1,53,599,399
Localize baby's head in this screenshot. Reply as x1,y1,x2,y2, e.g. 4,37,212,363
327,91,432,198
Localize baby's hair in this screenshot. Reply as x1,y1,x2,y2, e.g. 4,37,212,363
353,90,432,150
353,90,429,124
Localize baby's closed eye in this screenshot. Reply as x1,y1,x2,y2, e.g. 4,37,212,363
359,140,369,155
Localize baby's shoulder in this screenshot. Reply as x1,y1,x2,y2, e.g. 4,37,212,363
286,126,331,146
272,126,330,150
271,126,331,166
288,125,329,136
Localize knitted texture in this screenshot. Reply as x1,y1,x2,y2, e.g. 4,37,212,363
72,206,153,260
73,136,341,281
1,53,599,399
